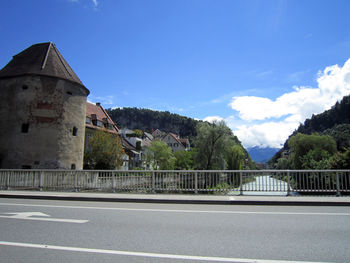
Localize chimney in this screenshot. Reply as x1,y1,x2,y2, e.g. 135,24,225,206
96,102,101,107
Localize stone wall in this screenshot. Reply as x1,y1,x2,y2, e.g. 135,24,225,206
0,75,88,169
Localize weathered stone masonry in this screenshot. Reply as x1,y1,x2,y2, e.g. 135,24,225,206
0,42,90,169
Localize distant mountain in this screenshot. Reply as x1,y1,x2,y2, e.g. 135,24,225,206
248,146,280,163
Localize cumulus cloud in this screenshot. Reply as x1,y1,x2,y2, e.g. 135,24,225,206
203,116,225,123
229,58,350,148
233,122,297,148
230,59,350,123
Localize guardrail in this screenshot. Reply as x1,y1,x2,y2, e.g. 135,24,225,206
0,170,349,195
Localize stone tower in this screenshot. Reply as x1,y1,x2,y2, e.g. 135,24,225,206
0,42,90,169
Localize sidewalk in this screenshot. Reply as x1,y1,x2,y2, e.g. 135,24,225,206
1,190,350,206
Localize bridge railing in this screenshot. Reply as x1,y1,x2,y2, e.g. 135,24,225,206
0,169,349,195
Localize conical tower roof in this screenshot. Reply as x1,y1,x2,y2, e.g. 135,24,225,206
0,42,89,93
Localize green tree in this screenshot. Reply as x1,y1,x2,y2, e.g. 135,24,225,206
288,133,337,169
84,130,124,170
275,158,290,170
300,150,333,169
144,140,175,170
226,144,245,170
133,129,143,138
331,148,350,169
174,150,194,170
194,121,232,170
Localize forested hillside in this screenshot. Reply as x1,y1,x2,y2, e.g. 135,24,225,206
107,107,202,141
297,95,350,135
270,95,350,167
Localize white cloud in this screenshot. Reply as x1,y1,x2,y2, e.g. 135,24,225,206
203,116,225,123
228,58,350,148
92,0,98,7
233,121,297,148
230,58,350,123
88,94,114,106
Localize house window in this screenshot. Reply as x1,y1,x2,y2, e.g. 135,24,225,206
21,123,29,133
22,165,31,169
97,120,103,127
73,127,78,136
86,117,91,124
71,164,76,170
22,85,28,90
66,91,73,95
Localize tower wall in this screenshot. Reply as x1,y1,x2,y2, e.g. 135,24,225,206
0,75,88,169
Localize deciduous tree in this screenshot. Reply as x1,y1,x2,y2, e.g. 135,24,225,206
84,130,124,170
144,140,175,170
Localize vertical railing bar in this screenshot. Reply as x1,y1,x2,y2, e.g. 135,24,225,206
194,171,198,194
287,170,290,196
336,172,341,197
240,171,243,195
39,171,43,191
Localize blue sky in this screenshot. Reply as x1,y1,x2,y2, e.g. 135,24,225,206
1,0,350,148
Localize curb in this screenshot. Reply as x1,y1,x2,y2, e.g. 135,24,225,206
1,193,350,206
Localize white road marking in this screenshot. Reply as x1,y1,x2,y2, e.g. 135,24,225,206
0,202,349,216
0,211,88,223
0,241,334,263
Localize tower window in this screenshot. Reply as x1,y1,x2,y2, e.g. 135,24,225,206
67,91,73,95
71,164,76,170
22,85,28,90
73,127,78,136
21,123,29,133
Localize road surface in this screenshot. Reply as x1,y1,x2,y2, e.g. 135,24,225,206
0,198,349,263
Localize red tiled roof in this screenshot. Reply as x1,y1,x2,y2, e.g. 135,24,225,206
86,102,118,133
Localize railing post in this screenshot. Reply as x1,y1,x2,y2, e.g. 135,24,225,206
286,170,290,196
194,172,198,194
74,172,78,192
240,171,243,195
39,171,44,191
336,172,341,197
152,171,155,194
112,172,116,193
6,171,10,190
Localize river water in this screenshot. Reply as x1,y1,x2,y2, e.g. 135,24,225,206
229,175,297,196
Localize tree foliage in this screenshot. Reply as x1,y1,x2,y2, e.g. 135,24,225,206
144,140,176,170
226,144,245,170
194,121,232,170
288,133,337,169
322,124,350,151
84,130,124,170
193,121,248,170
271,95,350,165
174,150,194,170
331,148,350,169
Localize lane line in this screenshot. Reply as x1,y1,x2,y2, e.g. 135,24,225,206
0,215,88,223
0,241,334,263
0,202,349,216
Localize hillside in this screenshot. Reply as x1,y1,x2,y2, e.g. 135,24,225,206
270,94,350,163
106,107,202,141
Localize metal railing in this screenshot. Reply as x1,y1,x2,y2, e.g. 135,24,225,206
0,169,349,195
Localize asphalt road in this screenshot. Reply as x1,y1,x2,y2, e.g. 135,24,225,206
0,198,349,263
